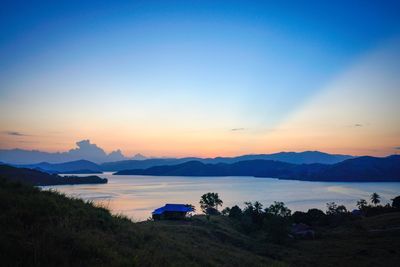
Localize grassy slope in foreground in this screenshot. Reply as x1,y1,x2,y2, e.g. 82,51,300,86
0,178,278,267
1,178,400,266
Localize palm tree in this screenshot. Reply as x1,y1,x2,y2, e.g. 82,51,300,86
213,193,223,211
199,192,223,213
370,193,381,206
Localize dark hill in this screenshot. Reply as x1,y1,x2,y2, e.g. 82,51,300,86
18,159,102,174
310,155,400,181
115,160,297,177
0,178,279,266
115,155,400,182
102,151,353,171
0,165,107,186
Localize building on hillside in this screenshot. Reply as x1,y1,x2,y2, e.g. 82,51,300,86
152,204,194,220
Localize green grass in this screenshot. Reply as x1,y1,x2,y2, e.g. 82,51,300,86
1,178,399,266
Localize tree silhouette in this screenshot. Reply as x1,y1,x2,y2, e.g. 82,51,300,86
326,202,347,215
392,196,400,209
199,192,223,214
370,193,381,206
221,207,231,216
356,199,367,210
266,201,291,217
228,205,242,218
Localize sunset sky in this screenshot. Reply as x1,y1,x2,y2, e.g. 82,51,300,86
1,1,399,157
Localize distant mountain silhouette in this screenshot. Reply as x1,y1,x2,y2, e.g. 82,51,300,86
0,143,352,167
116,160,295,177
132,153,147,160
115,155,400,182
307,155,400,181
17,160,102,174
101,158,198,171
203,151,354,165
0,165,107,186
0,140,128,164
102,151,353,171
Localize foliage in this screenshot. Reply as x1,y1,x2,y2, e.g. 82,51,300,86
357,199,368,210
392,196,400,209
243,201,265,226
371,192,381,206
199,192,223,214
221,207,231,215
266,201,291,217
326,202,348,216
205,207,221,215
292,209,326,226
228,205,243,219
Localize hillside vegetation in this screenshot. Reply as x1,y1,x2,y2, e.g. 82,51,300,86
1,177,400,266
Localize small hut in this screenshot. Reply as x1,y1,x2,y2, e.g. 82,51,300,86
152,204,194,220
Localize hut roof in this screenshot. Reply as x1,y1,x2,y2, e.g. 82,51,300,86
152,204,194,215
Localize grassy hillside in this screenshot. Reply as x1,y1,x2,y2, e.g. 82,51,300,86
1,178,399,266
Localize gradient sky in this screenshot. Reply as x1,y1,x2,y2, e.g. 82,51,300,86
1,0,399,157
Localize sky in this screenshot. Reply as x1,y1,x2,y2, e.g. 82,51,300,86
0,0,399,157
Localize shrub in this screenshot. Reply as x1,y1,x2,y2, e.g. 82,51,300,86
228,205,242,219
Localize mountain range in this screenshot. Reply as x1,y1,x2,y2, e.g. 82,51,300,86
101,151,353,171
0,139,353,166
9,151,354,173
17,160,103,174
3,152,399,182
115,155,400,182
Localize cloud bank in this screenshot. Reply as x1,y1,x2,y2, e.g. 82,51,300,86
0,140,133,164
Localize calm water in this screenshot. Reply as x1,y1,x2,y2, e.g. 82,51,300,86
42,173,400,221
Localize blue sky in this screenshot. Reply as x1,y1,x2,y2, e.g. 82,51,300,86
0,1,399,156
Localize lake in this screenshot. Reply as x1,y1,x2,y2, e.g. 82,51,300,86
42,173,400,221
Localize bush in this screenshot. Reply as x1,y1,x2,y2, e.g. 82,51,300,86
392,196,400,209
291,209,326,226
228,205,242,219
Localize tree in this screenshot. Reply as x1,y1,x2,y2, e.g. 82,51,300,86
266,201,291,217
243,201,255,215
370,193,381,206
199,192,223,214
221,207,231,216
253,201,263,215
356,199,368,210
336,205,348,214
326,202,338,215
392,196,400,209
228,205,242,219
326,202,348,215
306,208,326,224
243,201,265,225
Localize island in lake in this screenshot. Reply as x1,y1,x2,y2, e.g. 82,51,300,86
115,155,400,182
0,164,107,186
